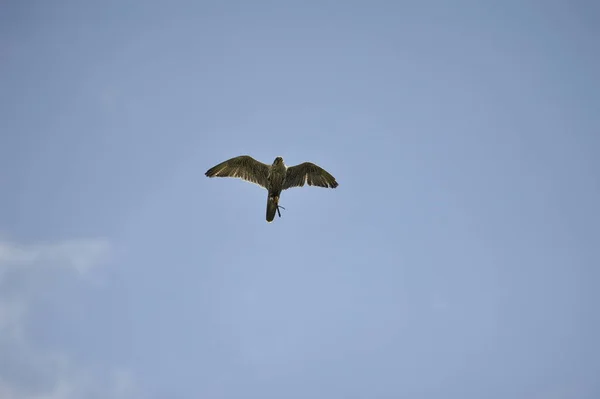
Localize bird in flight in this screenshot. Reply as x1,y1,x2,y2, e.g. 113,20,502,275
205,155,338,222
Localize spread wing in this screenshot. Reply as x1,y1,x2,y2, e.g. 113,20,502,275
283,162,339,190
205,155,269,188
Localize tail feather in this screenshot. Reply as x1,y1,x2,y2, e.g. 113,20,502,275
266,196,278,222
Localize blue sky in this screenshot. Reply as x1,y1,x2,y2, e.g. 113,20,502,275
1,1,599,398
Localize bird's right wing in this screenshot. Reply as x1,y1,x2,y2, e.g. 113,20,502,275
283,162,338,190
205,155,270,188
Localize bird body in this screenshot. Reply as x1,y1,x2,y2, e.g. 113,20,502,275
205,155,338,222
265,157,288,222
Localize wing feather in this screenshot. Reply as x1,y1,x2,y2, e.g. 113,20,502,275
283,162,338,190
205,155,269,188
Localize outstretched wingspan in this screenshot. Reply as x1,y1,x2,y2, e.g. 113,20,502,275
283,162,338,190
205,155,270,188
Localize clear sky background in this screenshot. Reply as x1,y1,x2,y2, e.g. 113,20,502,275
1,1,599,398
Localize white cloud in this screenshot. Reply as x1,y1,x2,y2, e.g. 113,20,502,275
0,238,110,276
0,236,140,399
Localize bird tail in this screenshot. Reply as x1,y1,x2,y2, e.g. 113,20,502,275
266,196,278,222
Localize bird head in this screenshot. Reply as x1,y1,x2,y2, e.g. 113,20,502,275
273,157,284,166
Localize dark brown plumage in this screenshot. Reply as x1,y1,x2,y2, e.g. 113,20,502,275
205,155,338,222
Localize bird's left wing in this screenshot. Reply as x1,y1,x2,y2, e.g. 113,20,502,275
205,155,270,188
283,162,338,190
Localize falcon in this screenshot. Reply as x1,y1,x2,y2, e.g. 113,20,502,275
205,155,338,222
